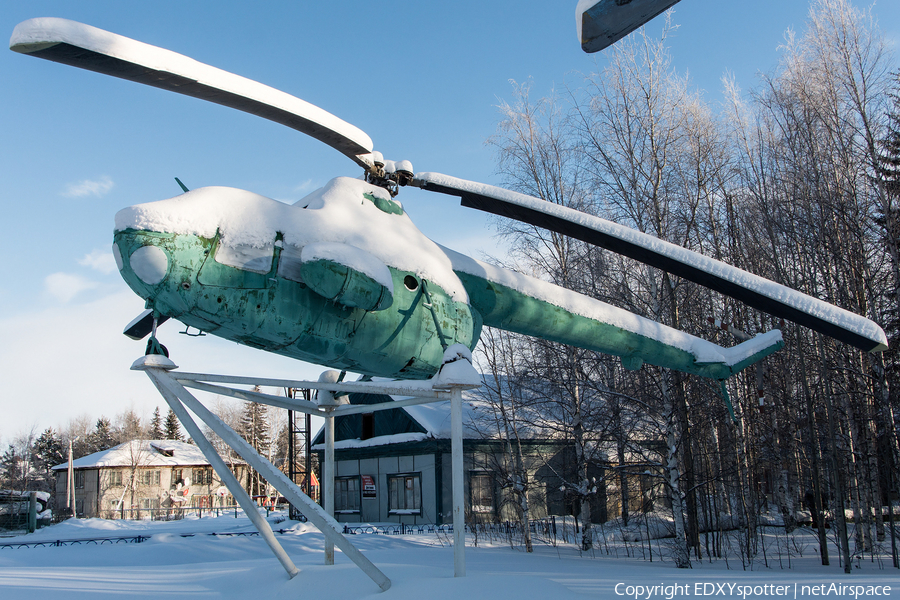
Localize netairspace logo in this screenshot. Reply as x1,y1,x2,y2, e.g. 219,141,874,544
614,582,893,599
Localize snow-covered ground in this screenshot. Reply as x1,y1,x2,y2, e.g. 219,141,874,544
0,511,896,599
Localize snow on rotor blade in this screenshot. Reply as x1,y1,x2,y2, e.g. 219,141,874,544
414,172,888,353
10,18,374,167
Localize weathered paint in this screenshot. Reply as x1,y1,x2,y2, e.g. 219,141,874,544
116,223,780,382
456,271,782,380
114,229,480,379
300,257,393,312
363,192,403,216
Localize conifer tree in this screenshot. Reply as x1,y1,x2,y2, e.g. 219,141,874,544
33,427,67,474
88,417,115,452
149,407,164,439
876,84,900,344
164,409,184,441
0,445,23,490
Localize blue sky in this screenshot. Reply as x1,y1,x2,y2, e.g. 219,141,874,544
1,0,898,441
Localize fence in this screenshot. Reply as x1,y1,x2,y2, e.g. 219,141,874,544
0,535,150,549
341,517,561,540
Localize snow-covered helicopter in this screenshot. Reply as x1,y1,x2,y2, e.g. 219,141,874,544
10,18,887,385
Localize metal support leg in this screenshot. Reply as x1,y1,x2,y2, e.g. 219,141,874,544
133,351,481,590
324,411,335,565
145,368,300,579
450,386,466,577
144,366,391,592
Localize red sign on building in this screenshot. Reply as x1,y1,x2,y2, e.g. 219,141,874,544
361,475,376,499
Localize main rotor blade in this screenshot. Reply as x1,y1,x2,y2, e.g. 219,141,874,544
578,0,682,53
10,18,374,168
414,172,888,353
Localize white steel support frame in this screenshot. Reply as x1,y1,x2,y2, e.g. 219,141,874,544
132,354,478,591
145,368,302,580
323,409,335,565
450,386,465,577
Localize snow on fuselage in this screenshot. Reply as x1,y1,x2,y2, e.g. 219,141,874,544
113,177,782,380
113,177,479,378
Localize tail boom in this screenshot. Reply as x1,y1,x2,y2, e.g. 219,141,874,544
446,249,783,379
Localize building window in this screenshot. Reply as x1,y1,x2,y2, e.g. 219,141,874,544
140,470,161,486
361,413,374,440
109,470,124,487
193,467,212,486
335,476,360,513
140,497,160,510
469,472,494,514
388,473,421,514
171,468,185,489
74,471,85,489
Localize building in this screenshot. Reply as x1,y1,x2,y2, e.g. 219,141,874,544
312,391,575,525
52,440,248,519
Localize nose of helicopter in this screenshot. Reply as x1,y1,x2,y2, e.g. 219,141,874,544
113,231,174,301
119,243,169,285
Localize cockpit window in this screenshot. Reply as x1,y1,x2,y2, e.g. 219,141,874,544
215,241,274,273
276,244,305,283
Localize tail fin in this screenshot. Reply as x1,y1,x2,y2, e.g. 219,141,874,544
699,330,783,422
715,329,784,376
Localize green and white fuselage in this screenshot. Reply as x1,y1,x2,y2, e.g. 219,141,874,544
113,177,782,380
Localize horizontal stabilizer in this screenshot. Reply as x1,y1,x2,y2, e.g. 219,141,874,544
702,330,784,376
418,172,888,353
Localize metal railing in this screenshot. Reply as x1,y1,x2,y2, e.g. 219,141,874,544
340,517,559,537
0,535,150,549
342,523,454,535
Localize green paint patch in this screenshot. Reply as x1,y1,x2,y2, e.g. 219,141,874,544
363,192,404,215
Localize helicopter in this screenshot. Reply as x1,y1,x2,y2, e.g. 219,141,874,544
9,17,887,387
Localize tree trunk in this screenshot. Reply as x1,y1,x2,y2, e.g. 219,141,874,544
663,372,691,568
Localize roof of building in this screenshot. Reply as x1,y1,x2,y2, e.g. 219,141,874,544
311,383,567,451
51,440,224,471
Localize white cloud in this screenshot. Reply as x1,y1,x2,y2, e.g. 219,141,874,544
79,249,118,274
294,179,316,193
44,272,98,303
0,290,325,441
62,175,114,198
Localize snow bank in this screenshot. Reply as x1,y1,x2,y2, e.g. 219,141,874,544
6,511,897,599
